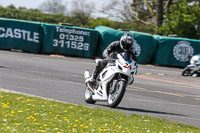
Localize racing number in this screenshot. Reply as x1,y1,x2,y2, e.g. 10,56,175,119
123,63,132,70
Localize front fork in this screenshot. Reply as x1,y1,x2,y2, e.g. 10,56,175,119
108,73,128,95
110,80,118,94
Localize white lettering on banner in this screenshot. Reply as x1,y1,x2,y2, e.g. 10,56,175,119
34,33,39,43
27,32,33,42
53,26,91,51
0,27,40,43
21,30,27,40
5,28,13,38
14,29,21,38
53,39,89,51
56,27,90,36
0,27,5,37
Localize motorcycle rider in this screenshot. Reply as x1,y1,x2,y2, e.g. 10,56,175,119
87,33,138,83
190,54,200,65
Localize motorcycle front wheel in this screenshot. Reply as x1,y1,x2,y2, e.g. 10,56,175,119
108,79,126,108
182,67,192,76
85,86,96,104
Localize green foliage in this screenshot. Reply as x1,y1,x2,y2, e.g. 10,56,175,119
67,13,90,27
88,18,116,29
0,6,155,34
1,1,200,39
113,22,155,33
0,91,199,132
7,4,16,9
158,0,200,39
88,18,155,33
0,6,70,24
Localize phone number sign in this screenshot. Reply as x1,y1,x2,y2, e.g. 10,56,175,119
42,24,99,58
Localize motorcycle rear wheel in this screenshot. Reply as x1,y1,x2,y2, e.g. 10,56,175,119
108,80,126,108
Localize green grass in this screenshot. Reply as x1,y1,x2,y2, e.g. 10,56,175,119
0,91,199,133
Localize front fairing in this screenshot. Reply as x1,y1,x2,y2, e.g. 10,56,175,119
116,56,137,75
99,66,120,83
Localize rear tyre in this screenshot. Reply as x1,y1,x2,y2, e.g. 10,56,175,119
108,80,126,108
85,86,96,104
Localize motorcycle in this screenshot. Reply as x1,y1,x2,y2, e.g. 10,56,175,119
182,54,200,77
83,52,137,108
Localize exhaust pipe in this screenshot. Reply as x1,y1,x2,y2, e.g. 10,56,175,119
84,70,90,80
84,70,95,94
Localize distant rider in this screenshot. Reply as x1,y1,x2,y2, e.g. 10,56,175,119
190,54,200,66
87,33,138,83
190,53,200,76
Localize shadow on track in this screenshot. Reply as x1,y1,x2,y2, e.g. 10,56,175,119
94,103,187,117
116,106,187,117
0,66,8,69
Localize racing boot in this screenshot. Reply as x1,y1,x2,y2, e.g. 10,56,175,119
87,68,99,84
87,59,105,84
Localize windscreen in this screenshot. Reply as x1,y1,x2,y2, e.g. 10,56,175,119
120,52,132,63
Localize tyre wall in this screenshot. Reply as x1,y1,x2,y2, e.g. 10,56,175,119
0,18,42,54
152,35,200,67
95,26,157,64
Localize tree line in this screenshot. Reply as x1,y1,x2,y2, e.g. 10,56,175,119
0,5,128,30
0,0,200,40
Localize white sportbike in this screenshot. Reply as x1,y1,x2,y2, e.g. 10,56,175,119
84,52,137,108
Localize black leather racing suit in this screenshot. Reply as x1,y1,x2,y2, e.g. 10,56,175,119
91,41,137,80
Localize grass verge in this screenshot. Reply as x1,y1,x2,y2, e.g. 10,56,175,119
0,91,199,133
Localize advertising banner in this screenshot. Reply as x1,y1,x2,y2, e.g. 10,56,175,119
153,35,200,67
41,24,99,58
0,18,42,53
95,26,157,64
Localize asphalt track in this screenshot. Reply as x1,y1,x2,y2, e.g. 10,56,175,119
0,50,200,128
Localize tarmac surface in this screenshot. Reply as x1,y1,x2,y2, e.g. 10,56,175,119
0,50,200,127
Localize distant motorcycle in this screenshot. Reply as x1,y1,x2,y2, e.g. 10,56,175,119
84,52,137,108
182,54,200,77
